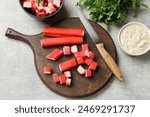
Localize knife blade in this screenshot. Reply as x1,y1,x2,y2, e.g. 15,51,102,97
75,5,124,82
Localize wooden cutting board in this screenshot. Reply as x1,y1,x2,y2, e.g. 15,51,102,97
5,18,117,98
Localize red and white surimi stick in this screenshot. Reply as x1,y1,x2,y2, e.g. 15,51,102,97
44,7,51,15
43,66,52,74
59,58,77,72
40,37,83,47
82,44,89,52
63,46,71,55
52,73,60,83
71,45,78,53
85,58,93,66
23,1,32,8
53,0,61,8
74,51,86,58
46,49,63,60
36,6,46,17
89,61,98,71
59,75,67,84
89,51,95,59
77,66,85,75
64,71,71,78
32,2,38,11
43,27,84,37
85,69,92,78
76,57,84,65
66,78,72,86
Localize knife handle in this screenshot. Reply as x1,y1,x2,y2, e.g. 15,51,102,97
96,43,124,82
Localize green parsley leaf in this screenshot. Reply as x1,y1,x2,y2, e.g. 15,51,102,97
78,0,150,28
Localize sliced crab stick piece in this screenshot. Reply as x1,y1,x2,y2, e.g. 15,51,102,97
71,45,78,53
64,71,71,78
85,69,92,78
32,2,38,11
77,66,85,75
59,58,77,72
82,44,89,52
43,66,52,74
52,73,60,83
76,57,84,65
89,51,95,59
63,46,71,55
46,49,63,60
23,1,32,8
43,27,84,37
85,58,93,66
66,78,72,86
40,37,83,47
89,61,98,71
53,0,61,8
59,75,67,85
74,51,86,58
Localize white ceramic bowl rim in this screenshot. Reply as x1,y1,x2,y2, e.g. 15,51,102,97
118,22,150,56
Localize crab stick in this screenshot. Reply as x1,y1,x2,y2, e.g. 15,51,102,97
85,69,92,78
66,78,72,86
71,45,78,53
43,66,52,74
77,66,85,75
82,44,89,52
85,58,93,66
89,51,95,59
52,73,60,83
63,46,71,55
64,71,71,78
46,49,63,60
59,75,67,85
76,57,84,65
43,27,84,37
40,37,83,47
59,58,77,72
89,61,98,71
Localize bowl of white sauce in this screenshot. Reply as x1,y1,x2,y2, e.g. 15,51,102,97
118,22,150,56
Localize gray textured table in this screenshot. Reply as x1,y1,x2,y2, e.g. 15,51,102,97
0,0,150,100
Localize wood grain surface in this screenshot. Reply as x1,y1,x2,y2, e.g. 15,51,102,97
5,18,117,98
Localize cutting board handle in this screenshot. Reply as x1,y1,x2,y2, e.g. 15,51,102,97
5,28,31,44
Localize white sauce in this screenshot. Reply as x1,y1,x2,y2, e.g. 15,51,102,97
120,23,150,55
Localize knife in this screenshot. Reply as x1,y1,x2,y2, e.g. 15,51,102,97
75,5,124,82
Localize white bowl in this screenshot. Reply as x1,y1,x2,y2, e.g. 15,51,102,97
118,22,150,56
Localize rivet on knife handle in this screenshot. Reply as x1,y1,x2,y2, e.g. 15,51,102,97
96,43,124,82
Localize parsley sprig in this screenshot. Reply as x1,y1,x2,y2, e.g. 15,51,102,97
78,0,150,28
38,0,43,3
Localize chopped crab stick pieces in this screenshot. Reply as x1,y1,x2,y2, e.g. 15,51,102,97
63,46,71,55
66,78,72,86
52,73,60,83
85,58,93,66
74,51,86,58
53,0,61,8
89,62,98,71
40,37,83,47
59,58,77,72
23,1,32,8
64,71,71,78
59,75,67,85
71,45,78,53
43,27,84,37
89,51,95,59
76,57,84,65
77,66,85,75
82,44,89,52
85,69,92,78
43,66,52,74
46,49,63,61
